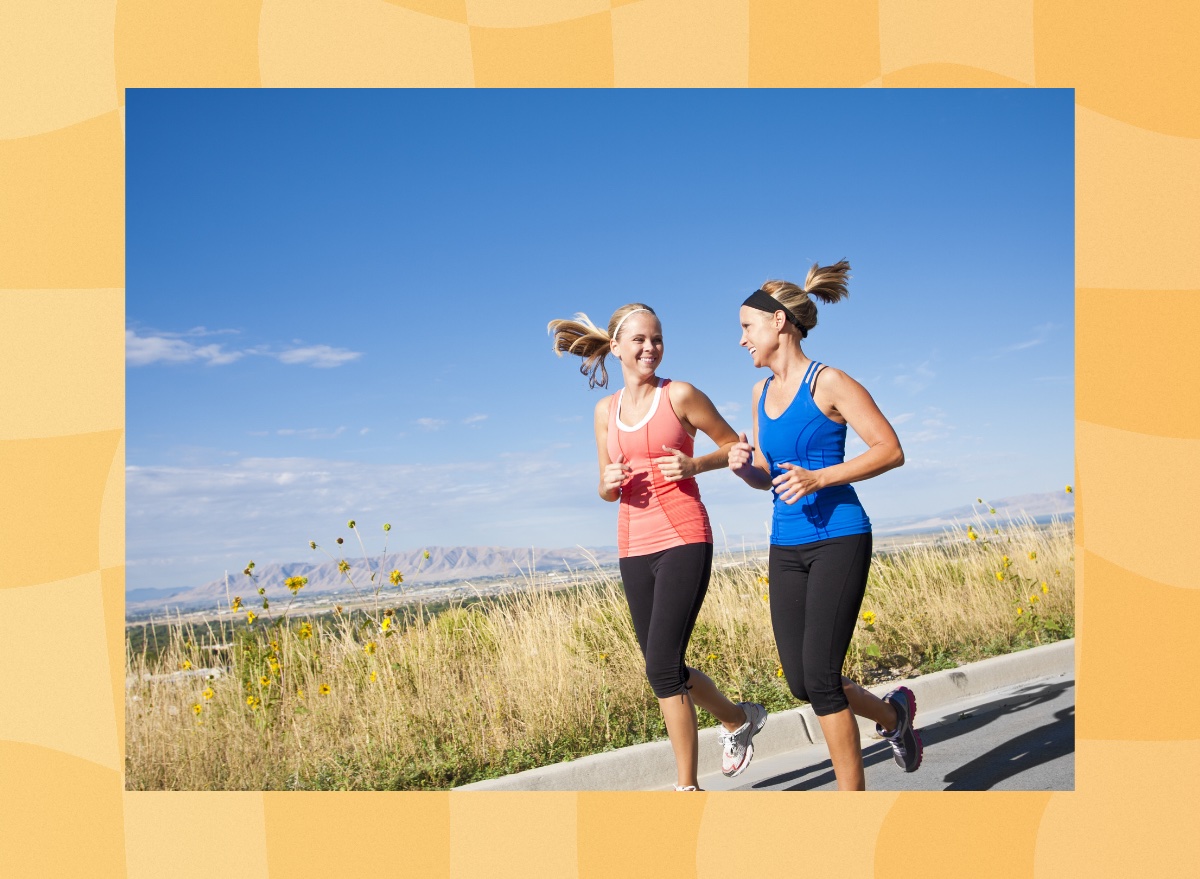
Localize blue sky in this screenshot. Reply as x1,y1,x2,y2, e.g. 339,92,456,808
127,88,1074,593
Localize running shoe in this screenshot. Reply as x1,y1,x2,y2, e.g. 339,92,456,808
877,686,923,772
673,785,701,791
719,701,768,777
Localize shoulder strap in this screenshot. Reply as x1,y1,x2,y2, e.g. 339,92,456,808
809,363,826,397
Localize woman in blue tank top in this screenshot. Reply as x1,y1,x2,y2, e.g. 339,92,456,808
728,261,924,790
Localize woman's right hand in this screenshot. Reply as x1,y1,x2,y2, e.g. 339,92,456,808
727,432,756,478
602,453,632,497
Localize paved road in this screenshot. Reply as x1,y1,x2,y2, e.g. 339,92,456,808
699,676,1075,792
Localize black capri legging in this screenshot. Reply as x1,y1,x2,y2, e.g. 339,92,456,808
769,531,872,716
618,542,713,699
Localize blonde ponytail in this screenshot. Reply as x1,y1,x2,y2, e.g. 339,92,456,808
761,260,850,338
548,303,658,389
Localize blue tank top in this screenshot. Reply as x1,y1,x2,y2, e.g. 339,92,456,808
758,361,871,545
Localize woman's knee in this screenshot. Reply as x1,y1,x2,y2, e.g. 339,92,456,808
645,659,689,699
805,671,849,715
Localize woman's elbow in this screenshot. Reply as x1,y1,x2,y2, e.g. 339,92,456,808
891,444,905,470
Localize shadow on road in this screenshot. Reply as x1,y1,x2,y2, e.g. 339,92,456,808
751,679,1075,791
941,703,1073,790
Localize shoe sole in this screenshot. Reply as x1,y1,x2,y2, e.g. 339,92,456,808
892,686,923,772
722,706,768,778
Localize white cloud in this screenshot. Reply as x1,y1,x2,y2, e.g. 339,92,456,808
126,329,244,366
124,449,604,591
180,326,241,338
891,412,915,425
463,414,488,427
275,345,362,368
984,322,1057,359
276,427,347,440
416,418,446,431
892,360,936,394
127,328,362,369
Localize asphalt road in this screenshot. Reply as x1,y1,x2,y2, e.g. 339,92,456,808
700,676,1075,792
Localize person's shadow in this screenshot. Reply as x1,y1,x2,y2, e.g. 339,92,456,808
751,679,1074,791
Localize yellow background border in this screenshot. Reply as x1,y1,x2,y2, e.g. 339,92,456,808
3,1,1198,876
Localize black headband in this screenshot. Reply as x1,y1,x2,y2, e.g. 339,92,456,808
742,289,807,337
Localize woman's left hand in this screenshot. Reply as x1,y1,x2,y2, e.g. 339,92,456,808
772,463,824,504
657,445,698,482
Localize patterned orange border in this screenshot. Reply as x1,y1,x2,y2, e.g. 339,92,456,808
3,1,1198,876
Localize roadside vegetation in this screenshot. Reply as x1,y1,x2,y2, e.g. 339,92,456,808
126,510,1074,790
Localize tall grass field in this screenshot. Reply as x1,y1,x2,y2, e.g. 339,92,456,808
126,516,1074,790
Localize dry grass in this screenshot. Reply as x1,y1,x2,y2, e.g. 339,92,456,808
126,516,1073,790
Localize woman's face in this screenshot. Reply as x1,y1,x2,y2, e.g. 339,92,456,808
739,306,777,368
611,312,664,378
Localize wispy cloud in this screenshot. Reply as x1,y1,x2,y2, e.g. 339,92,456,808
896,407,955,444
982,322,1057,360
276,427,347,440
463,414,488,427
126,329,244,366
893,360,936,394
125,449,605,591
178,326,241,338
275,345,362,368
416,418,446,431
128,329,363,369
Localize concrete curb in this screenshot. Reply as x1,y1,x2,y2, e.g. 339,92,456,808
453,638,1074,791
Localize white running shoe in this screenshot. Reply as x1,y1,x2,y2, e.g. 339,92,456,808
719,702,768,778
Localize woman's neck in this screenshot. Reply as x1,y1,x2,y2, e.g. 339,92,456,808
767,342,809,384
619,371,660,401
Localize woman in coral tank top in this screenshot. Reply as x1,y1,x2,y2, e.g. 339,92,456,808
549,303,767,790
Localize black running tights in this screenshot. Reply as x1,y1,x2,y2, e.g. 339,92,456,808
618,542,713,699
768,532,873,716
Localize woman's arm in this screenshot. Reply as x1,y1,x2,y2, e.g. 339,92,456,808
729,378,773,491
594,396,630,502
772,368,904,504
656,382,739,482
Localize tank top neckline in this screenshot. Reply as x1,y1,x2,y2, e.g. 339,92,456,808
616,378,666,432
760,361,823,423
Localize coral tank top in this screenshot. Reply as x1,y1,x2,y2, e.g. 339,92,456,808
606,379,713,557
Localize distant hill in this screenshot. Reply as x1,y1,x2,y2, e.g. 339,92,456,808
126,491,1074,615
126,545,620,614
873,491,1074,536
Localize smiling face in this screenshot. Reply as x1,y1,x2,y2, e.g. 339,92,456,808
610,311,664,379
739,305,780,368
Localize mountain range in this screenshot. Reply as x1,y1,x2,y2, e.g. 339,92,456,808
126,491,1073,614
871,491,1074,536
126,544,621,613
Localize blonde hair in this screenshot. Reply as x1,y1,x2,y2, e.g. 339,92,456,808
547,303,658,388
760,260,851,339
